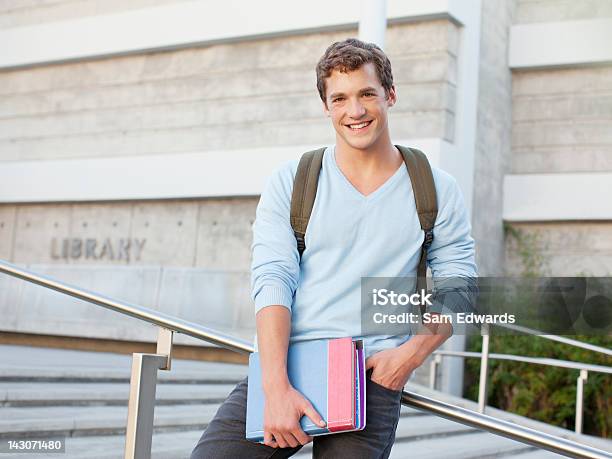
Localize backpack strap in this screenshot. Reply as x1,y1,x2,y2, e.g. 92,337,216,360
396,145,438,307
290,148,326,258
290,145,438,300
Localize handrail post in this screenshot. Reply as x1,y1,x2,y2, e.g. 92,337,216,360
575,369,588,434
429,353,442,390
156,327,173,370
478,324,490,414
124,327,174,459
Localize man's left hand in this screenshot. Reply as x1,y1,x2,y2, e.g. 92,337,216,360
365,344,423,391
365,315,453,391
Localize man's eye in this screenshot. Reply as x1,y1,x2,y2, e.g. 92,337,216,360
363,92,375,97
333,97,344,103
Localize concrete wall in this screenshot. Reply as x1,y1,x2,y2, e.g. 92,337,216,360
1,199,258,269
472,0,515,276
0,20,458,161
504,1,612,276
0,0,186,29
512,66,612,174
505,223,612,276
0,264,254,345
0,198,257,346
515,0,612,23
0,17,460,263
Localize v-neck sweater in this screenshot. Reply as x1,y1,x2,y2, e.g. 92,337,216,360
251,146,477,357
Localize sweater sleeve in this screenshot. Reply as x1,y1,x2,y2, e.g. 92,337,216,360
251,161,301,314
426,170,478,329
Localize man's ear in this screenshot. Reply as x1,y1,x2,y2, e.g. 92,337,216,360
387,85,397,107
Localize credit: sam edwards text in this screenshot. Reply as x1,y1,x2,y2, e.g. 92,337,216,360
372,312,517,324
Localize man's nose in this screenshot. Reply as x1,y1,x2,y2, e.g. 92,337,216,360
347,99,366,118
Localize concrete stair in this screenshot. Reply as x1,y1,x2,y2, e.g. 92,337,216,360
1,345,610,459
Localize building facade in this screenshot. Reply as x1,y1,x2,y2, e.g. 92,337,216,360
1,0,610,392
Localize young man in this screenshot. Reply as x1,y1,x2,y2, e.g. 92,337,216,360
191,38,477,459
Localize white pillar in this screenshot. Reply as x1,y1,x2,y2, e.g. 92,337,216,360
358,0,387,49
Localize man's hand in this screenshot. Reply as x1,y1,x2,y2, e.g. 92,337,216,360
366,316,453,391
365,346,421,391
257,306,325,447
263,384,326,448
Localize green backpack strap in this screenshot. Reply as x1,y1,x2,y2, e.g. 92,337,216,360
396,145,438,305
290,148,326,257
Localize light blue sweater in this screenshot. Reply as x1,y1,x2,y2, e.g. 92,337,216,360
251,146,477,358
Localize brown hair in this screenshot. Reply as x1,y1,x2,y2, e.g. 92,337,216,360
316,38,394,104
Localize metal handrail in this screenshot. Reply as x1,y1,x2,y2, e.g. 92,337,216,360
405,392,610,459
1,259,611,459
429,348,611,436
0,259,252,354
434,350,612,374
495,323,612,356
438,321,611,435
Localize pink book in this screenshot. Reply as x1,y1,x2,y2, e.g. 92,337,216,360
327,337,355,431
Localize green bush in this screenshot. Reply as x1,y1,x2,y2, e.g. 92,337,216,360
464,334,611,438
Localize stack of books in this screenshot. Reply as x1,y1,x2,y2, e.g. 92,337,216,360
246,337,366,442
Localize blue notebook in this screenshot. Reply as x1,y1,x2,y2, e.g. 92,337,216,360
246,338,366,442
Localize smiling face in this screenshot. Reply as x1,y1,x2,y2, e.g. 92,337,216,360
323,62,396,152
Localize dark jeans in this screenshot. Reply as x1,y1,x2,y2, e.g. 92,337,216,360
190,370,402,459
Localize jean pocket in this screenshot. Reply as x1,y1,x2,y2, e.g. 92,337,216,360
367,378,403,396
